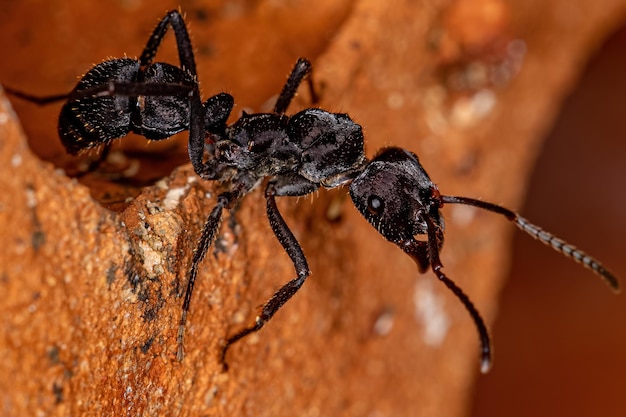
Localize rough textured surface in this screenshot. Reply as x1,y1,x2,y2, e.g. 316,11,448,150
0,0,624,416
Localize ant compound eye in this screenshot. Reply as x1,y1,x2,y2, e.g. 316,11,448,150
367,195,384,216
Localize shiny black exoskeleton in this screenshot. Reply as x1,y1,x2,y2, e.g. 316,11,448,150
7,10,619,373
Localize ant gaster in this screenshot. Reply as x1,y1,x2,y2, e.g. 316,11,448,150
6,10,620,373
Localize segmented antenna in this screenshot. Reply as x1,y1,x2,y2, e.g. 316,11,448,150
440,195,620,293
515,216,619,291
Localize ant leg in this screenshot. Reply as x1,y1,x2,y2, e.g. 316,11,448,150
4,85,114,174
421,212,492,373
176,191,238,361
131,10,206,176
273,58,319,114
194,93,235,178
136,10,216,176
440,195,620,292
66,81,196,102
187,86,206,177
6,10,198,106
221,176,319,368
3,87,69,105
139,10,197,76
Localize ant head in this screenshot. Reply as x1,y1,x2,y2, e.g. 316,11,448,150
349,147,445,271
351,147,493,371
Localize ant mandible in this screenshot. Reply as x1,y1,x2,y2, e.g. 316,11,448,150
6,10,619,373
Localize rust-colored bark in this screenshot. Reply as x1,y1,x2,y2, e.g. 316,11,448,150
0,0,624,416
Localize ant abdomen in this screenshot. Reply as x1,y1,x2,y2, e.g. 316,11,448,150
59,59,140,154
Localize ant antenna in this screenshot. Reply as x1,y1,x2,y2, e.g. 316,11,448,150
440,195,620,293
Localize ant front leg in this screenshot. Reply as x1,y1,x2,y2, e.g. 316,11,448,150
177,190,239,361
273,58,318,114
221,175,319,369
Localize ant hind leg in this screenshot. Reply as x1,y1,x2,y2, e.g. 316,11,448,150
4,87,69,105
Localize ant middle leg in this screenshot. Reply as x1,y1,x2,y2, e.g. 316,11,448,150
220,175,319,368
274,58,319,114
177,190,240,361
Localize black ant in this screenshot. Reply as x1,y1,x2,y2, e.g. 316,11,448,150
6,10,619,373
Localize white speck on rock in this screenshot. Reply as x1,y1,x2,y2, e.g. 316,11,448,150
414,278,450,347
163,186,187,211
